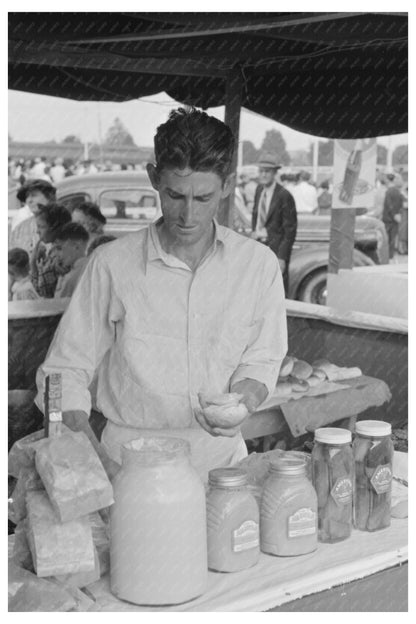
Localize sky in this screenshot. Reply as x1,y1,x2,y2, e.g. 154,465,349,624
8,90,408,153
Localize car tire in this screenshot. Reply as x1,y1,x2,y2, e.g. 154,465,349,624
297,269,328,305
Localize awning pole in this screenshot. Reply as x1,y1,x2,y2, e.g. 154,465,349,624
218,66,243,228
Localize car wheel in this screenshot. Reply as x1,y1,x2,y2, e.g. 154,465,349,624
297,269,328,305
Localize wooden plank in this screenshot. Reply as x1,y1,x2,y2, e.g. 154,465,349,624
242,376,391,440
218,66,243,228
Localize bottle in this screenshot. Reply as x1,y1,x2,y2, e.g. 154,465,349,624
312,428,354,543
206,468,260,572
110,437,207,605
339,139,363,205
353,420,394,532
261,458,317,556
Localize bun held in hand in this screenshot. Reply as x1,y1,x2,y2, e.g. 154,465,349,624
202,402,248,428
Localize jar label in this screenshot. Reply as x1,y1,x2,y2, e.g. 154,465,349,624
370,464,392,494
330,477,353,506
232,520,259,552
288,508,316,538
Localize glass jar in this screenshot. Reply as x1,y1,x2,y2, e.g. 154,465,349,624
353,420,394,532
206,468,260,572
261,458,317,556
110,437,207,606
311,428,354,543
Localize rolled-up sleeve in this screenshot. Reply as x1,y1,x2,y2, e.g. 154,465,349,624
35,253,123,415
230,249,287,396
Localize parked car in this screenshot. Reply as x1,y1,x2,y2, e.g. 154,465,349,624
51,172,388,304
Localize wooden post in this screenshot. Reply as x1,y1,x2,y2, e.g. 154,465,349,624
328,208,356,274
217,66,243,227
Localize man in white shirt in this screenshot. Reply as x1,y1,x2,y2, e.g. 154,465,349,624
36,108,287,479
292,170,318,214
49,157,67,184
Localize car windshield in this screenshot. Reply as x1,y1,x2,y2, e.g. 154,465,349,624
99,188,158,220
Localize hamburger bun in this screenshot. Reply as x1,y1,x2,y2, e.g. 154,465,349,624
279,355,296,378
291,359,313,380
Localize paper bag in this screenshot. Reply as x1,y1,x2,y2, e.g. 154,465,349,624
9,466,45,524
8,429,46,478
12,519,34,572
26,490,95,577
35,430,114,522
8,561,76,612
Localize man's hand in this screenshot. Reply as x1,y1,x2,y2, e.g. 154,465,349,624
394,214,402,223
278,258,286,273
195,408,243,438
62,410,120,481
196,392,248,438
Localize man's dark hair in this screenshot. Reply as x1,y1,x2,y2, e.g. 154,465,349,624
154,107,235,181
35,203,72,237
87,234,117,255
16,179,56,204
55,222,89,243
8,247,30,275
75,202,107,225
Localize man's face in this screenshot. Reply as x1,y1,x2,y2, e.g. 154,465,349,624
258,167,277,187
54,239,78,268
147,166,230,248
26,190,49,214
35,215,52,243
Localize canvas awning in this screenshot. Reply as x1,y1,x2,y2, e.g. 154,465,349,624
8,12,408,138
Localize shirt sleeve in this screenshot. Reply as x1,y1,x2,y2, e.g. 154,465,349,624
230,249,287,397
35,253,124,415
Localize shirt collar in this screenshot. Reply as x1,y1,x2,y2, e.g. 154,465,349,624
263,181,277,197
145,217,225,272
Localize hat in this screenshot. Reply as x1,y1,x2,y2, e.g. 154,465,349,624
16,179,56,203
257,152,282,169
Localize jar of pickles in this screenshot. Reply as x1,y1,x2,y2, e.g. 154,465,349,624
206,468,260,572
353,420,394,532
311,428,354,543
260,458,317,557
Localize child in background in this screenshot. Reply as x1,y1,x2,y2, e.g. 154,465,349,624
54,222,90,298
31,203,72,298
8,248,40,301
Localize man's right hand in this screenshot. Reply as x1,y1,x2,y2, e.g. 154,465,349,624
62,410,120,481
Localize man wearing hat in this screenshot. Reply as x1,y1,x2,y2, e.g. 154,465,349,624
251,152,297,294
9,179,57,254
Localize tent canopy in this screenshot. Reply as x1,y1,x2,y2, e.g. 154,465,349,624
9,12,408,138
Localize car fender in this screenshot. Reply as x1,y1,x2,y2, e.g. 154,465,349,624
288,244,374,299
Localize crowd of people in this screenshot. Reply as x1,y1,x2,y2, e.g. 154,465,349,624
236,166,408,259
8,156,144,187
8,178,116,302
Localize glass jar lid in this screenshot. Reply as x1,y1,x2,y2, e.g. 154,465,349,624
355,420,392,437
208,468,248,487
314,427,352,445
270,458,306,475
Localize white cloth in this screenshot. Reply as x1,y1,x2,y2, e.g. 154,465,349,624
290,181,318,214
36,220,287,455
85,518,408,612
